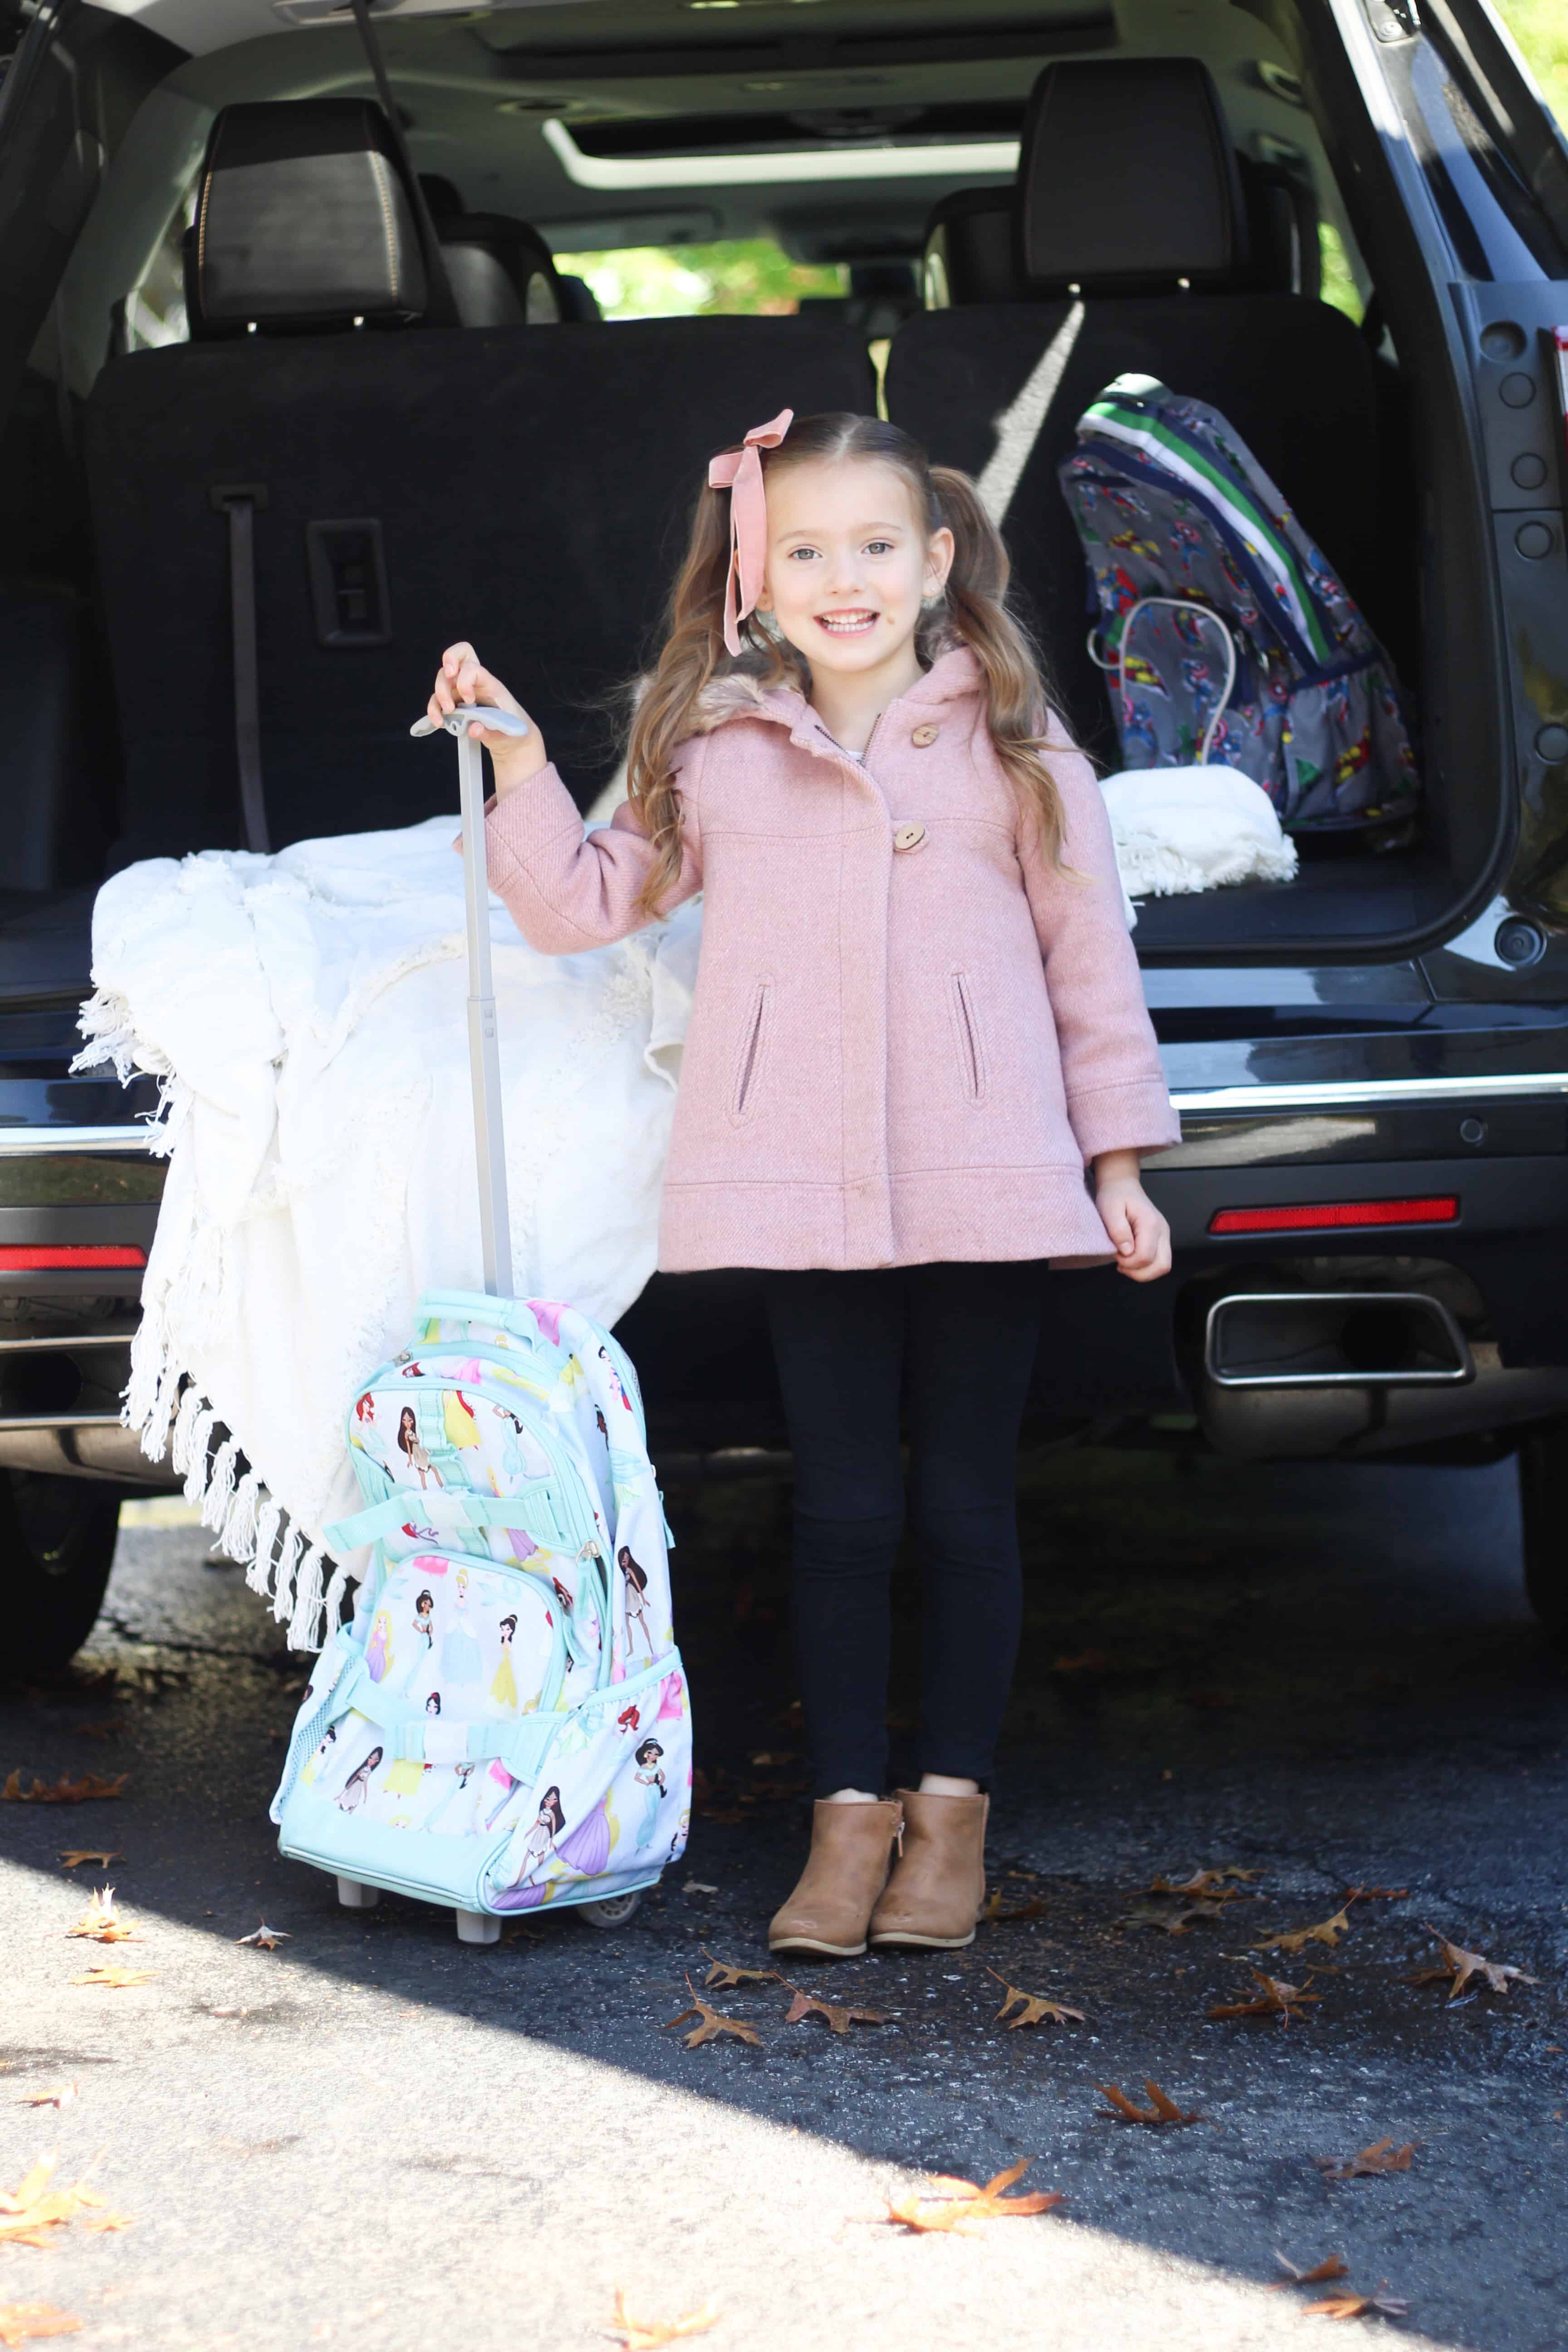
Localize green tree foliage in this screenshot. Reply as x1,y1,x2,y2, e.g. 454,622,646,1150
1493,0,1568,128
553,239,846,321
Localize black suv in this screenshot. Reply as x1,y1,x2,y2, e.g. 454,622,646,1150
3,0,1567,1672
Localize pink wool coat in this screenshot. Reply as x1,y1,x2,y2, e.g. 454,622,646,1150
485,644,1179,1272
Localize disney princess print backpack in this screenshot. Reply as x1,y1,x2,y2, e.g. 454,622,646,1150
1058,373,1419,832
268,700,690,1943
269,1291,690,1940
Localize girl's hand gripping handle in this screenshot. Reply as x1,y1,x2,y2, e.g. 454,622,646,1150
426,641,547,795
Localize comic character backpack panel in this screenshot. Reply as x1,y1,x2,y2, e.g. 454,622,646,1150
1058,373,1419,832
270,1292,689,1920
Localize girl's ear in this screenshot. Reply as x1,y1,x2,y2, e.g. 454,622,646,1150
924,524,956,600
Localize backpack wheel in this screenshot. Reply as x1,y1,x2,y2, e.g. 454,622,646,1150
335,1876,379,1910
455,1907,502,1944
578,1892,641,1929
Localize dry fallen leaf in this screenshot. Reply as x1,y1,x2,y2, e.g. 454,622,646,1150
1096,2080,1202,2127
604,2287,720,2349
1302,2282,1410,2320
65,1890,136,1945
1119,1897,1231,1936
1148,1867,1260,1897
69,1966,155,1989
13,2092,76,2114
986,1970,1084,2029
0,1774,126,1806
879,2159,1063,2235
1208,1968,1320,2025
1315,2139,1418,2181
0,2160,133,2251
0,2307,82,2347
236,1922,291,1950
1271,2254,1349,2289
1341,1886,1408,1904
782,1989,889,2036
1407,1926,1538,2000
1252,1908,1354,1957
979,1889,1052,1924
700,1948,781,1992
69,2195,134,2239
662,1979,760,2050
56,1852,119,1872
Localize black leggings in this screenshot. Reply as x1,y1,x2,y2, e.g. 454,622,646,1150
764,1260,1047,1798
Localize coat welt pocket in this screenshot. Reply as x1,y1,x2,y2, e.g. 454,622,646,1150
948,970,988,1104
730,977,772,1122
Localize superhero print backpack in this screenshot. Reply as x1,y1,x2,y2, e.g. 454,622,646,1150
1059,373,1419,832
269,1291,690,1940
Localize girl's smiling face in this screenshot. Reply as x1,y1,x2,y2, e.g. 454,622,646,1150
756,456,953,678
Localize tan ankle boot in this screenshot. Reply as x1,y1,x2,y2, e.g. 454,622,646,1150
768,1798,903,1958
868,1789,988,1949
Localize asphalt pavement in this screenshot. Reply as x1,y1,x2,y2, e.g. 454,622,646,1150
1,1442,1564,2352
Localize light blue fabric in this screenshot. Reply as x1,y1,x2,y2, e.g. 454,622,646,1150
271,1293,691,1915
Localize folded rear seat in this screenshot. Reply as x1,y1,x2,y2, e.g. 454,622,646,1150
887,60,1389,764
84,100,875,860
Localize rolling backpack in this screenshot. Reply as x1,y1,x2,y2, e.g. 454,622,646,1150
269,703,690,1943
1059,373,1419,832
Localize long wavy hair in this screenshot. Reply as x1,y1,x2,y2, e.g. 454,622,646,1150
624,411,1066,921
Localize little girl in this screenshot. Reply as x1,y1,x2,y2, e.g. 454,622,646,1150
426,409,1179,1960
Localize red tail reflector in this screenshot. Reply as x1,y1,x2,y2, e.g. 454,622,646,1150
1208,1196,1459,1236
0,1245,147,1270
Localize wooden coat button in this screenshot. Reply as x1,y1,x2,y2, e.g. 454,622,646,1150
893,821,927,853
911,723,940,746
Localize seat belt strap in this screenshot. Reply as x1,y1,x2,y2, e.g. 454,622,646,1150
348,0,461,329
211,483,271,855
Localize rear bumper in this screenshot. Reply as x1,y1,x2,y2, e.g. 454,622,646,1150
5,1075,1568,1476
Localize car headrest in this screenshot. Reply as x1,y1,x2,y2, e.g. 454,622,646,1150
418,179,582,326
186,100,427,339
1018,59,1246,293
922,186,1025,308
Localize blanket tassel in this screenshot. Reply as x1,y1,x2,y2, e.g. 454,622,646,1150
288,1542,327,1652
271,1522,304,1628
249,1498,284,1605
200,1434,241,1534
168,1382,205,1479
221,1468,263,1564
181,1406,218,1509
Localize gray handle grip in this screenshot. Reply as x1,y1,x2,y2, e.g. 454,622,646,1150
412,706,519,1296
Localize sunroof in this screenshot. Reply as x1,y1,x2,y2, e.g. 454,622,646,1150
485,3,1115,74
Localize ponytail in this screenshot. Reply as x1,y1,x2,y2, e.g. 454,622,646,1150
927,464,1067,865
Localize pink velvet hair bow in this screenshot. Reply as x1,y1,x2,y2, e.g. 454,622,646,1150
707,407,793,656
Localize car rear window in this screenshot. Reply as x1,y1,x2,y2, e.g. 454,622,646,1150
548,237,846,319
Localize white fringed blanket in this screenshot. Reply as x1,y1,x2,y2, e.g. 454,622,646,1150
75,816,700,1648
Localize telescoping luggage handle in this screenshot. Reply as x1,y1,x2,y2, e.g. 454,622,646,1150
409,703,531,1298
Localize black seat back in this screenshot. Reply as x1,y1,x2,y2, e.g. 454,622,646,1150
889,59,1388,758
889,301,1382,758
86,317,875,857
